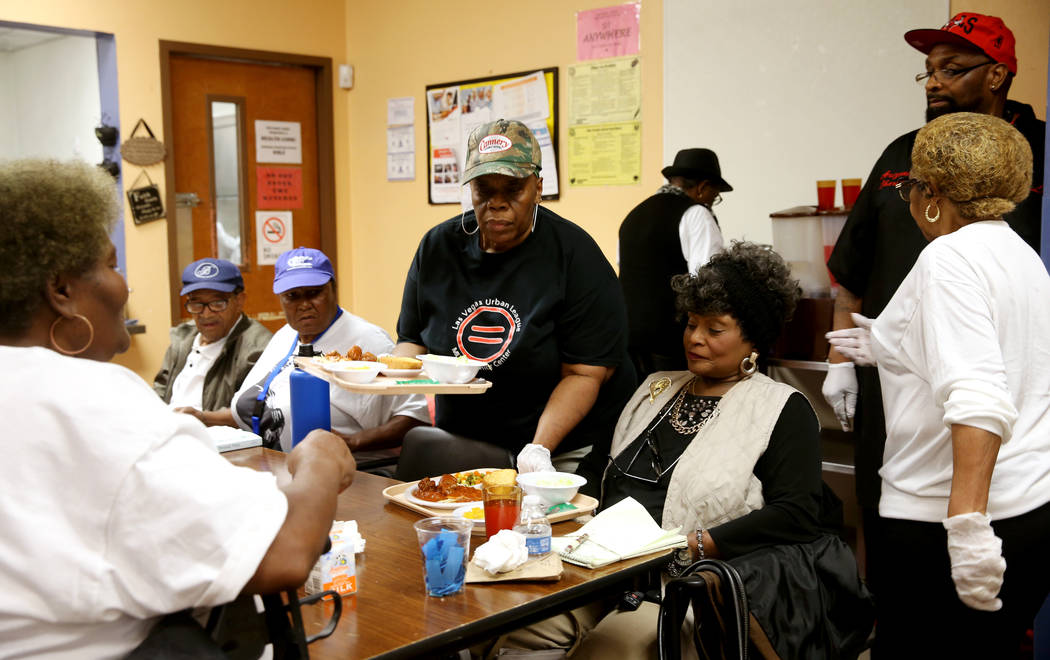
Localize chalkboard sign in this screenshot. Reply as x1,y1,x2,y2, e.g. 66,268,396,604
127,183,165,224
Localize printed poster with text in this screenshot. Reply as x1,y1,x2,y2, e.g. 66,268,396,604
568,55,642,186
567,121,641,186
576,3,640,61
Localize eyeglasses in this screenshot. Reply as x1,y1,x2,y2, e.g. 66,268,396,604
895,178,926,202
915,61,994,85
184,298,231,314
609,431,683,485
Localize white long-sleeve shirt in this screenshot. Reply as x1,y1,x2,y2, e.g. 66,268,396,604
872,221,1050,522
678,203,723,274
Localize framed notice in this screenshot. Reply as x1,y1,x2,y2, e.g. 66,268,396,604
425,67,559,204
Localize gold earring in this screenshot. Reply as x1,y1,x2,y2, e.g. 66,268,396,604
924,202,940,223
49,314,95,355
740,351,758,376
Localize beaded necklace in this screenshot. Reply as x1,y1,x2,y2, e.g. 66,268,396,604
669,377,719,435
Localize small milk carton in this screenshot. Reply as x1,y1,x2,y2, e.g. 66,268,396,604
305,520,359,597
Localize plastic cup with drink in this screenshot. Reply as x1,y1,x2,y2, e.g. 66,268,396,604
482,484,522,540
816,180,836,211
414,517,473,597
841,178,862,210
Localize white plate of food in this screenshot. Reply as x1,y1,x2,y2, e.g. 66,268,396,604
377,355,424,378
451,503,487,530
379,367,424,378
404,469,494,509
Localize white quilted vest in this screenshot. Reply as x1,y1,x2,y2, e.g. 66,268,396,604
608,371,798,532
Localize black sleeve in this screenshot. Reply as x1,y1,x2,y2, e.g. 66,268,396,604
395,244,425,346
708,393,824,558
825,157,883,297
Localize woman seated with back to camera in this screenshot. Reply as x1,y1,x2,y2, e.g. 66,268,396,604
0,159,354,657
486,242,870,659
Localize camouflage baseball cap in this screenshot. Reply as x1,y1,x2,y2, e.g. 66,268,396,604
461,119,541,185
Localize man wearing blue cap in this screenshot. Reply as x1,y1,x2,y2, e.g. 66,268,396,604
232,247,429,453
154,258,272,425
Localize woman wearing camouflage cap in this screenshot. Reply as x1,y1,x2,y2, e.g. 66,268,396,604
392,119,635,480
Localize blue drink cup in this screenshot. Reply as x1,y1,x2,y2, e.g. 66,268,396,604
414,517,473,597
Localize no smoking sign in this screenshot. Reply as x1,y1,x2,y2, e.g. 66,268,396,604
255,210,293,265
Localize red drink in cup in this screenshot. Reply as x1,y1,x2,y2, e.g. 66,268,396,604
816,180,836,211
482,484,522,539
841,178,862,210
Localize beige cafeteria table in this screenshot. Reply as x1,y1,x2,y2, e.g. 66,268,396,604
226,447,671,659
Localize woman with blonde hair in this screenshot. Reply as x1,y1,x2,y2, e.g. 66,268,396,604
829,112,1050,658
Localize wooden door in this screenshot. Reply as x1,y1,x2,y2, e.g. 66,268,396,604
163,45,335,333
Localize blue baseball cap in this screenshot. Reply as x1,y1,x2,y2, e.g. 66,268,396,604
180,259,244,296
273,247,335,294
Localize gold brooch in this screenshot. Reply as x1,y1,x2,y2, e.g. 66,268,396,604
648,376,672,403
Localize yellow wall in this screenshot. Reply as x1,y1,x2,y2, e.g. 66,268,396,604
342,0,664,342
2,0,1046,383
0,0,351,379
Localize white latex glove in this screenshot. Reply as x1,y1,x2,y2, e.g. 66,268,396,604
517,444,555,473
821,362,858,432
825,313,876,366
943,512,1006,611
473,529,529,575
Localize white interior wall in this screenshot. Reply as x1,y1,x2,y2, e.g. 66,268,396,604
664,0,949,244
0,54,17,156
0,33,102,162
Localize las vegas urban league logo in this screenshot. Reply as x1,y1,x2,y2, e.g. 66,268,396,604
452,298,522,367
285,255,314,269
193,262,219,279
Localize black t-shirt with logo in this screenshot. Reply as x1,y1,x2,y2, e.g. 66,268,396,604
397,206,636,454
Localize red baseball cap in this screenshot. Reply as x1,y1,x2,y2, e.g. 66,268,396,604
904,13,1017,75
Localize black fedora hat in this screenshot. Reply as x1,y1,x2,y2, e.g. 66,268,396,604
661,148,732,192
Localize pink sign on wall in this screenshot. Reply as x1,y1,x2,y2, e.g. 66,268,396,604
576,3,640,61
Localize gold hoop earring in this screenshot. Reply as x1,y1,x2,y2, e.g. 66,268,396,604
49,314,94,356
924,203,940,223
740,351,758,376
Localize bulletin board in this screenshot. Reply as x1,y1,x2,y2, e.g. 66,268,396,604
425,67,559,205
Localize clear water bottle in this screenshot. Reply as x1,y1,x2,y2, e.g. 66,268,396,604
289,343,330,448
513,495,552,557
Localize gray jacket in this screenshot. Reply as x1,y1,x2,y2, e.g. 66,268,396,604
153,315,272,410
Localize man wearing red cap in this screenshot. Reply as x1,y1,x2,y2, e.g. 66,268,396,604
822,11,1045,654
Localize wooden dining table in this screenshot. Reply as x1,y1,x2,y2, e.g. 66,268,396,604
225,447,672,659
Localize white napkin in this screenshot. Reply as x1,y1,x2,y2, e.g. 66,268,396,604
472,529,529,575
331,520,365,553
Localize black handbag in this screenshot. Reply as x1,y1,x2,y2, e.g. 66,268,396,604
658,558,756,660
